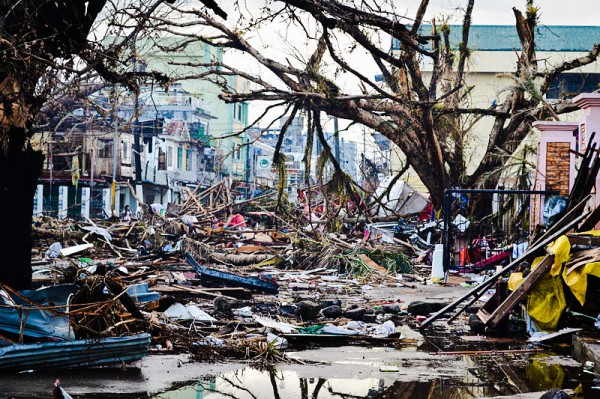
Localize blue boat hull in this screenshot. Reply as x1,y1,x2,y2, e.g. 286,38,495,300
0,333,151,371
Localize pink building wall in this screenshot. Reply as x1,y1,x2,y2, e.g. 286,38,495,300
531,121,577,228
532,93,600,229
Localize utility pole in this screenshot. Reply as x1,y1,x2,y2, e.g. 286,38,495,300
132,37,142,184
111,97,118,217
131,34,145,216
333,116,340,162
90,149,94,191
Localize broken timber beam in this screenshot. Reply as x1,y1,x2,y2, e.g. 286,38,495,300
567,234,600,247
358,254,388,275
485,254,554,331
577,204,600,232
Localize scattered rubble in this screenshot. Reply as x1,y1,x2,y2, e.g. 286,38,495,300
11,181,440,371
6,164,600,399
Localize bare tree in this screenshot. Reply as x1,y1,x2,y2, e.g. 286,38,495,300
0,0,226,289
154,0,599,211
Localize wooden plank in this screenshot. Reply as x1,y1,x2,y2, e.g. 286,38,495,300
565,247,600,275
567,234,600,247
446,284,489,323
235,245,273,254
485,254,554,330
477,309,491,324
358,254,388,275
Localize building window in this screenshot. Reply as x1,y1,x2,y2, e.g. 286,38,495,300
547,73,600,100
177,146,183,170
98,140,113,158
158,148,166,170
186,149,193,171
234,145,241,160
167,146,173,168
121,141,129,163
204,44,211,63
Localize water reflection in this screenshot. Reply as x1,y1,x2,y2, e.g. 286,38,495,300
154,369,389,399
152,368,499,398
152,353,588,399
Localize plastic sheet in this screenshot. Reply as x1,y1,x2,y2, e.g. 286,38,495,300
527,273,566,332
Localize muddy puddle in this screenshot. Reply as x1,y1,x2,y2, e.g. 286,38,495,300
150,353,590,399
0,335,598,398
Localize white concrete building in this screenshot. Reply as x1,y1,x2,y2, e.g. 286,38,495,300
389,25,600,192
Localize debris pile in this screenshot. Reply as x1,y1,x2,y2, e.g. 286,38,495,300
12,181,448,370
422,142,600,345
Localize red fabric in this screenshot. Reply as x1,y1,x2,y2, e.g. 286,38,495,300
229,214,246,228
419,202,434,221
471,251,510,269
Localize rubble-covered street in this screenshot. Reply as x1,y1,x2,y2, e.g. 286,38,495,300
1,1,600,399
4,166,600,398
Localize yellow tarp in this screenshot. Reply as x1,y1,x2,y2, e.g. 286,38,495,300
546,235,571,276
527,272,566,331
508,255,545,292
508,272,524,291
508,233,600,331
526,236,570,332
562,261,600,306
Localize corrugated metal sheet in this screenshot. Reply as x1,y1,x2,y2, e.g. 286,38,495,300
374,177,429,217
0,333,150,371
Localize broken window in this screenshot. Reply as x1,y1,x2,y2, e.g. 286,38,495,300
186,149,193,171
98,140,113,158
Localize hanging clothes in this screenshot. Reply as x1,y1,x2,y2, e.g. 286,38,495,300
512,241,529,259
459,247,471,266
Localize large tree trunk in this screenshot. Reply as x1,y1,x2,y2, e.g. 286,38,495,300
0,129,43,289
